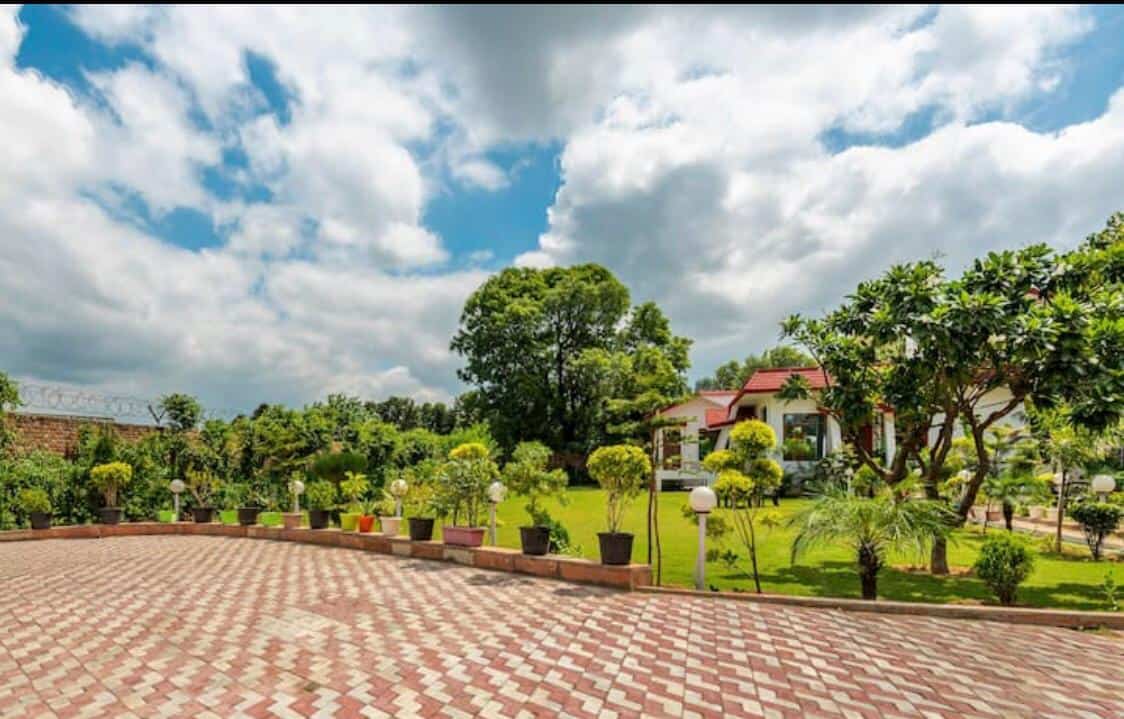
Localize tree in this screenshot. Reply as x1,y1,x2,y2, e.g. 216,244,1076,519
587,445,650,534
0,371,21,456
699,420,783,592
783,214,1124,574
790,486,952,600
695,346,814,391
1070,502,1123,560
502,441,570,549
982,472,1049,532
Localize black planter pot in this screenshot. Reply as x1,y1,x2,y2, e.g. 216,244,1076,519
597,532,634,566
237,507,261,526
29,512,52,530
519,526,550,556
308,509,331,530
192,507,215,523
100,507,122,525
408,517,435,541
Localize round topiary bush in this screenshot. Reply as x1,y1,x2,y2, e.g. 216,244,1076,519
729,420,776,457
974,533,1035,606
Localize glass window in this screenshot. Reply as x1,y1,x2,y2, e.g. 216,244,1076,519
783,413,825,461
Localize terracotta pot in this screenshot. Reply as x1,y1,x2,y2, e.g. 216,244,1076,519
237,507,261,526
408,517,434,541
30,512,52,530
380,516,402,536
282,512,302,530
100,507,122,525
443,526,485,547
192,507,216,523
519,526,550,556
598,532,634,565
986,509,1003,522
358,515,375,533
308,509,331,529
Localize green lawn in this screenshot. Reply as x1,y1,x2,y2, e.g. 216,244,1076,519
485,487,1121,611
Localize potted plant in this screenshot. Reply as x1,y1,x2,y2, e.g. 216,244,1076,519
90,461,133,525
18,487,52,530
186,468,221,523
502,441,568,555
587,445,650,565
377,492,402,536
437,442,497,547
305,480,336,529
398,464,437,541
339,471,368,531
231,480,263,526
358,499,377,533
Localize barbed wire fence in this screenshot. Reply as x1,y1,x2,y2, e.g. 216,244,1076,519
13,382,240,424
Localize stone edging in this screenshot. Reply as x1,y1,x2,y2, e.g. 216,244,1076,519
0,522,653,591
638,585,1124,630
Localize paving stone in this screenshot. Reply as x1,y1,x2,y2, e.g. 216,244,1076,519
0,536,1121,718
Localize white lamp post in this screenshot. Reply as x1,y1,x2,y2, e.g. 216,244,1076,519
1091,474,1116,501
487,481,507,546
390,478,409,517
689,485,717,590
169,479,185,520
290,479,305,514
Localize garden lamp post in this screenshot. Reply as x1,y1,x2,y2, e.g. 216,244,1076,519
487,481,507,546
290,480,305,514
1091,474,1115,501
170,479,185,520
689,485,717,590
390,478,408,517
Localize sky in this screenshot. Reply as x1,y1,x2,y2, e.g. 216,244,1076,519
2,5,1124,416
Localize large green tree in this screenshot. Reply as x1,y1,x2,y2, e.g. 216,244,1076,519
451,264,690,453
783,213,1124,573
695,345,814,391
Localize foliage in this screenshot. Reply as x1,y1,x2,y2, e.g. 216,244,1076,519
1069,501,1123,560
89,462,133,507
339,471,369,512
502,441,569,524
1103,571,1120,612
680,503,732,540
159,394,202,432
713,469,751,507
451,264,690,454
790,487,953,600
309,452,367,487
981,472,1050,530
729,420,776,458
16,487,50,514
0,450,72,528
702,450,737,475
587,445,650,533
438,442,499,527
185,468,221,507
974,533,1035,606
0,370,20,454
304,481,337,511
695,346,814,392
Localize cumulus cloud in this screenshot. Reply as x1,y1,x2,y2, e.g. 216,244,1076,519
1,4,1120,412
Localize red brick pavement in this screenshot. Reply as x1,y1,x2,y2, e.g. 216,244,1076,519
0,536,1121,718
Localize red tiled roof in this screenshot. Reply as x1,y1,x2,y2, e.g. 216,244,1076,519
740,367,831,394
704,407,731,428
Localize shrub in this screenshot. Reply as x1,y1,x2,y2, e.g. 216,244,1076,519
89,462,133,507
438,442,499,526
304,481,337,511
186,468,221,507
702,449,737,474
713,469,751,507
339,471,369,512
587,445,650,534
974,533,1035,606
17,487,51,515
1069,501,1123,560
729,420,776,457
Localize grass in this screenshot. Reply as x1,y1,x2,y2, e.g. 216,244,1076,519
485,487,1122,611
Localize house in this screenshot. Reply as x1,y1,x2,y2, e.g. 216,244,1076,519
652,390,737,490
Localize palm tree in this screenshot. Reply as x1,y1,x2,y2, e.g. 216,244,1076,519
790,487,953,600
982,472,1048,531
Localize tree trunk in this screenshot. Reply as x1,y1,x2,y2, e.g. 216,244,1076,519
748,520,761,594
858,544,879,600
930,537,949,575
1003,501,1014,531
1054,470,1067,554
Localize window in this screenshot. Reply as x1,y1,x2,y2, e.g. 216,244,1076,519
662,428,682,468
782,413,825,461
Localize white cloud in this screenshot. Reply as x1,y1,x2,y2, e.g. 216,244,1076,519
1,3,1119,411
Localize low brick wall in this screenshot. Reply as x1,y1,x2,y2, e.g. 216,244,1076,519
0,523,653,591
8,412,159,457
640,585,1124,630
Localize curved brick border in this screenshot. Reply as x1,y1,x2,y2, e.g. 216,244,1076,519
0,522,652,590
640,585,1124,630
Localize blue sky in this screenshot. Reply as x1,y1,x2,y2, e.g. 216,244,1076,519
2,5,1124,413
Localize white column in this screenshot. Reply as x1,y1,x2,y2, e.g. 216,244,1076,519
695,513,707,590
883,412,896,464
826,415,843,454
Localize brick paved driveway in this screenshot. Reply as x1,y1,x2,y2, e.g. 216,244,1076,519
0,536,1121,718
